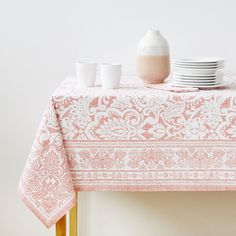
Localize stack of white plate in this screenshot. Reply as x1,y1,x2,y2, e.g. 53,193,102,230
171,57,228,88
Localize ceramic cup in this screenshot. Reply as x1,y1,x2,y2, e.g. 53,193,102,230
76,62,97,87
100,63,122,89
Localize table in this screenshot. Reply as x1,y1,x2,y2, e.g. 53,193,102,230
18,76,236,236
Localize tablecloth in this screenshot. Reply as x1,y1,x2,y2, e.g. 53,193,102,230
18,76,236,228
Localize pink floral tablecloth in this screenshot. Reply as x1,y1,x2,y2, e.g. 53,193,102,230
18,76,236,228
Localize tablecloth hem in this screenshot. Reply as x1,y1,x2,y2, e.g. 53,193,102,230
18,186,76,228
74,185,236,192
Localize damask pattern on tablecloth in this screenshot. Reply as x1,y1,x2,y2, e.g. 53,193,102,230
18,100,76,228
18,77,236,228
53,85,236,141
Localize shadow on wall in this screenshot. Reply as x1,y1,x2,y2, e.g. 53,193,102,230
80,192,236,236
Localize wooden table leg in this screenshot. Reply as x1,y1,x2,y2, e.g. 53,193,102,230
56,215,66,236
70,192,78,236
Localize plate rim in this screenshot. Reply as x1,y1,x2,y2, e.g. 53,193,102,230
174,68,219,71
173,79,218,83
173,74,217,79
170,77,232,88
173,57,225,63
174,65,222,69
173,62,224,65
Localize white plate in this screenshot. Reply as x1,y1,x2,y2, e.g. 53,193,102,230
173,75,217,81
173,82,219,86
172,79,218,84
173,61,223,65
170,78,232,89
173,57,225,64
173,78,218,83
174,68,221,75
174,75,223,81
174,72,218,77
174,75,217,80
173,75,219,80
174,64,223,69
173,62,224,66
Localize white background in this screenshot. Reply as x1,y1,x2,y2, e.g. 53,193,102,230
1,0,236,235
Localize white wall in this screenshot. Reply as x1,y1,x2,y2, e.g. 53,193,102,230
1,0,236,235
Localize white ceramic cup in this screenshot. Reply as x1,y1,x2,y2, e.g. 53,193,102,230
76,62,97,87
100,63,122,89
